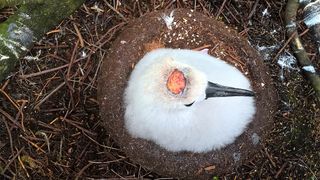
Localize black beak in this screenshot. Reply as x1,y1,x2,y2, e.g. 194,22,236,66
205,81,254,99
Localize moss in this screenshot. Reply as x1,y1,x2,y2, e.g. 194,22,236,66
0,0,44,9
0,0,85,81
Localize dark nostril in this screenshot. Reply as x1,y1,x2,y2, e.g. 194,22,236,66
185,101,195,107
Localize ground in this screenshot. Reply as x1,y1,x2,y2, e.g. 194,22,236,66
0,0,319,179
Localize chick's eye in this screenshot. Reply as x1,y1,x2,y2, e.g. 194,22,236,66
185,101,194,107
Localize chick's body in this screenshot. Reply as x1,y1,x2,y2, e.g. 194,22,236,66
124,48,256,153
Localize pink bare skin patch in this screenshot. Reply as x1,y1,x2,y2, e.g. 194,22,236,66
166,69,186,95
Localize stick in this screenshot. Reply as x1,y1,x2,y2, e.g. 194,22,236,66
285,0,320,99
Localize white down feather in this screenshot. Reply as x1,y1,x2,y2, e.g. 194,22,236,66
124,48,256,153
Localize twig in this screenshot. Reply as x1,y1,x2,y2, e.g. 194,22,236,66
264,147,276,167
35,131,51,153
215,0,227,19
82,132,120,151
103,0,128,22
33,45,69,49
225,4,240,24
19,58,84,79
84,52,104,91
88,158,126,164
247,0,260,20
0,108,24,130
75,162,92,180
18,153,30,177
67,40,79,80
75,158,127,180
273,28,309,61
73,23,84,47
1,79,10,90
95,22,126,49
1,147,24,175
272,31,297,61
0,89,25,131
61,117,97,136
15,100,27,133
34,82,66,109
34,72,59,102
58,136,64,161
2,116,14,155
275,162,287,178
19,135,46,153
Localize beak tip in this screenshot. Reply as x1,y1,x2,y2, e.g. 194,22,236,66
248,91,255,97
205,82,255,98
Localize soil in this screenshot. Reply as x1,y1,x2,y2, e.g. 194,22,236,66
0,0,319,179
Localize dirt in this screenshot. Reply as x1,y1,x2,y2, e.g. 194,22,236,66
0,0,319,179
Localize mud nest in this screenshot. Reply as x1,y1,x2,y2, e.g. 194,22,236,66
98,9,277,179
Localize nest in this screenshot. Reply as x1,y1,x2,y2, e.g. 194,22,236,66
98,9,277,179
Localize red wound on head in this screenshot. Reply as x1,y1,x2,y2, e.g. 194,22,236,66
166,69,186,95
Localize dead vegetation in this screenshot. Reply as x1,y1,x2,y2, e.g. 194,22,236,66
0,0,319,179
